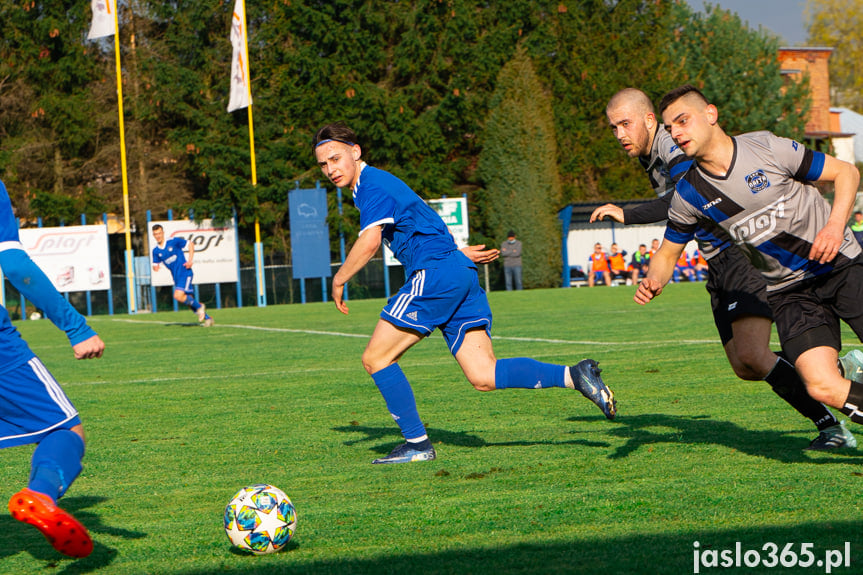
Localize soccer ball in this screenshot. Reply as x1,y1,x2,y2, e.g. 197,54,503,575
224,484,297,554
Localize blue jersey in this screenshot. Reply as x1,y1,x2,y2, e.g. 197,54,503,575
0,180,96,374
152,237,190,281
353,164,471,275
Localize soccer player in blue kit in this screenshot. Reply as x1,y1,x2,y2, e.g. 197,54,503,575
314,122,616,464
151,224,213,326
0,180,105,557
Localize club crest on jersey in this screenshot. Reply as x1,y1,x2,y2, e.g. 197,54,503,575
729,195,785,244
745,170,770,193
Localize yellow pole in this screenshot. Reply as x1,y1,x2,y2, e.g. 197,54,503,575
114,3,136,313
239,0,264,304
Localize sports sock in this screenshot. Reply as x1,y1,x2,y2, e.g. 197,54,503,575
494,358,566,389
765,355,838,431
371,364,426,441
840,380,863,425
29,429,85,501
186,296,201,312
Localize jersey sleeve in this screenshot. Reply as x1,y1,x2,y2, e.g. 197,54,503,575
169,237,187,250
0,180,21,245
356,182,396,234
623,194,672,225
152,248,162,263
770,134,825,182
664,189,698,245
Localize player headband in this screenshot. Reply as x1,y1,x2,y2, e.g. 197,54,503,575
315,138,355,148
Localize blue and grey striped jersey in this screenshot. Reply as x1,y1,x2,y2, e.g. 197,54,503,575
666,131,861,292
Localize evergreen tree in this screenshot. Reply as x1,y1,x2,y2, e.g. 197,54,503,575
477,46,562,288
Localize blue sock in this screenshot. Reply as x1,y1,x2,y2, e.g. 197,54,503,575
495,358,566,389
371,364,426,441
186,296,201,312
29,430,85,501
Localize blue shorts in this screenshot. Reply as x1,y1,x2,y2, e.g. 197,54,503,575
174,269,194,294
0,357,81,449
381,264,492,355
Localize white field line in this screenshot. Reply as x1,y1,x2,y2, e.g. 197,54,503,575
106,317,722,346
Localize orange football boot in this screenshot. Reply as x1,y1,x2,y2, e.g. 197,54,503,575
8,488,93,558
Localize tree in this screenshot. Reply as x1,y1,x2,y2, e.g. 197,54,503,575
806,0,863,110
477,47,562,288
667,2,809,138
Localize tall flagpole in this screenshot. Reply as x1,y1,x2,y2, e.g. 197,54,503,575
235,0,266,307
113,3,136,314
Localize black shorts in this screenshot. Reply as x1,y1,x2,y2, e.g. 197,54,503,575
767,259,863,363
706,246,772,346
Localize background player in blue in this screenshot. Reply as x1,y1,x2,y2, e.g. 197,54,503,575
313,122,616,464
592,87,853,450
0,179,105,557
151,224,213,326
637,85,863,433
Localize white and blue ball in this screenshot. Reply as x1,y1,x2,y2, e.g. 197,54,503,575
224,484,297,554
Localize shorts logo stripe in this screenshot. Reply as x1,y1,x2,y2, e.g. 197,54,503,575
28,358,76,417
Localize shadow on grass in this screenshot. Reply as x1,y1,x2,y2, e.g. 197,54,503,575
0,494,146,574
180,520,863,575
568,413,863,464
332,424,610,456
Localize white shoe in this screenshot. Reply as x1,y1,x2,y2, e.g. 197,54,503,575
195,303,206,323
203,317,214,327
805,421,857,451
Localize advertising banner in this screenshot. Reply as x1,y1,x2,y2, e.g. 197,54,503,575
18,225,111,293
289,187,331,279
148,219,238,286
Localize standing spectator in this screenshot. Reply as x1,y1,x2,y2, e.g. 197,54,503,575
588,243,612,287
500,230,523,291
851,211,863,248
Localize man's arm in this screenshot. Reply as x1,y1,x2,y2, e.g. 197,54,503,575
810,154,861,264
332,225,382,314
590,194,672,225
633,238,685,305
461,245,500,264
0,248,104,358
185,240,195,269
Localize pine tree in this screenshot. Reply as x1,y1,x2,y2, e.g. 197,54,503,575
477,46,562,288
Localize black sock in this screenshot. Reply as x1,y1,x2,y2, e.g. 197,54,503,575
765,356,838,431
407,437,432,450
840,380,863,425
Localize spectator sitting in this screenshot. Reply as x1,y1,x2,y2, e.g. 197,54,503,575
691,249,708,281
588,243,612,287
630,243,650,284
852,211,863,248
608,243,629,284
674,249,696,282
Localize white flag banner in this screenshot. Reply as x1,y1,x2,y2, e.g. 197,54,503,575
227,0,252,112
87,0,117,40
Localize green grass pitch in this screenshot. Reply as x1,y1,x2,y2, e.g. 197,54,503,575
1,283,861,574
